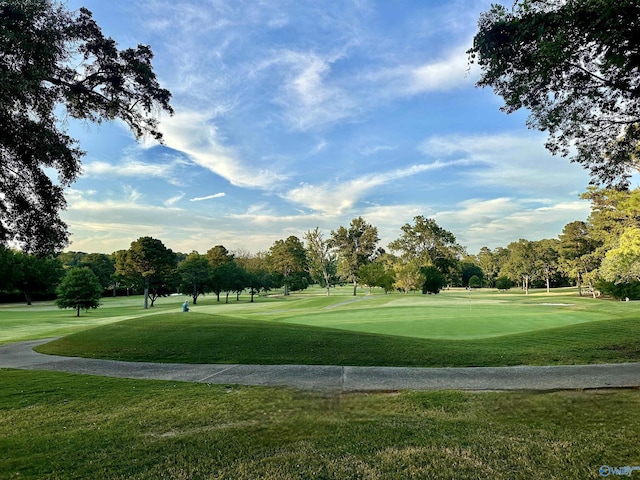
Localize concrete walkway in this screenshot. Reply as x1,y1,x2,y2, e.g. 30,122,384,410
1,339,639,392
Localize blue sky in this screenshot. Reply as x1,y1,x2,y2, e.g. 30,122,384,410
61,0,593,256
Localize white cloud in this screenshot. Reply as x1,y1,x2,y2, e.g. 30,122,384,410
164,192,185,206
421,132,591,195
360,145,395,156
189,193,226,202
83,160,174,179
122,185,143,203
282,162,458,214
434,198,591,253
361,42,478,99
159,110,287,189
408,44,477,94
266,50,357,131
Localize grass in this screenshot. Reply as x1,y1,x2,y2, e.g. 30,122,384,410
3,288,640,478
1,370,639,479
34,288,640,367
0,295,175,344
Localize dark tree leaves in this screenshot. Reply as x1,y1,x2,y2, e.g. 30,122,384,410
469,0,640,187
0,0,173,254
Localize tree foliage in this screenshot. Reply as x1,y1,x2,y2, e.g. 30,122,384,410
596,279,640,301
55,267,102,316
469,0,640,186
558,220,600,296
468,275,482,288
533,238,561,293
0,0,172,253
501,239,537,294
495,276,513,291
304,227,336,296
358,262,393,294
268,236,308,296
177,252,213,304
393,262,424,294
330,217,379,296
599,227,640,283
460,261,484,288
388,216,463,281
206,245,234,268
79,253,115,291
420,266,446,294
116,237,176,308
12,251,64,304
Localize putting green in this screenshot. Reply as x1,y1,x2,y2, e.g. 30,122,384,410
274,293,607,340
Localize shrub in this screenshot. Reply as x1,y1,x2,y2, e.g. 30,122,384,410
495,276,513,291
596,280,640,300
421,266,446,294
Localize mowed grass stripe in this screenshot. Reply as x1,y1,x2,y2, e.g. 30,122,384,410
37,310,640,367
277,304,602,340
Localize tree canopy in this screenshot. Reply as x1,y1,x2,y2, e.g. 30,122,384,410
0,0,172,253
268,236,308,296
304,227,336,296
56,267,103,316
116,237,176,309
388,216,463,280
177,252,213,304
469,0,640,187
330,217,379,296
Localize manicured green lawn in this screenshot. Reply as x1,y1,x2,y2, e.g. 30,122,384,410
0,295,176,344
0,369,637,479
3,288,640,478
35,288,640,367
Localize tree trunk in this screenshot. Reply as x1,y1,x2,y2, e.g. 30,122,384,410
143,278,149,309
76,305,80,317
353,281,358,296
225,292,229,304
250,288,255,303
577,272,583,296
24,292,32,306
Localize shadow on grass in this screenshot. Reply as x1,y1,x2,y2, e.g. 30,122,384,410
36,311,640,367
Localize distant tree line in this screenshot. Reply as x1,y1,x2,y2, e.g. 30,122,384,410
2,186,640,308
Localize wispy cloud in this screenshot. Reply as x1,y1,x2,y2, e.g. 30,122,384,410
360,145,395,156
164,192,185,206
189,193,226,202
434,197,591,252
282,162,458,214
83,160,174,180
407,43,477,94
360,42,478,100
159,110,287,189
263,49,358,131
421,132,591,195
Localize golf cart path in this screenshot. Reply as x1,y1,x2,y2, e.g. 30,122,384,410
1,339,639,392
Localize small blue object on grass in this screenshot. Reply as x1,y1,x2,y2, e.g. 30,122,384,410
182,301,189,312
